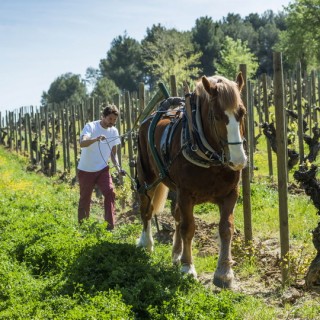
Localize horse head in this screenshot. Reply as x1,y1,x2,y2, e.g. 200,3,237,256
198,73,247,171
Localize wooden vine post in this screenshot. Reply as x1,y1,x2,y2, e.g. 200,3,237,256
247,81,255,180
262,73,273,177
44,105,49,145
14,113,18,153
311,71,317,125
23,111,28,153
114,93,123,170
8,112,13,150
170,75,177,96
273,52,290,286
51,111,57,175
296,61,304,163
65,106,71,172
26,113,33,163
113,93,126,209
138,83,145,114
60,108,67,172
239,64,253,244
124,91,135,179
71,105,78,176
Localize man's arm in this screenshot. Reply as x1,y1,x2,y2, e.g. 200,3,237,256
80,134,105,148
110,145,119,169
110,145,126,175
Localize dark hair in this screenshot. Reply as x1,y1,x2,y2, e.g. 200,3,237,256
102,104,119,117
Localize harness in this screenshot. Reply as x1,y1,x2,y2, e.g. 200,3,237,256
160,107,184,166
138,98,184,192
138,92,234,193
181,93,226,168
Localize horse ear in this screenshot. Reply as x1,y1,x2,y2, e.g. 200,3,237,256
202,76,217,95
236,72,244,92
202,76,211,93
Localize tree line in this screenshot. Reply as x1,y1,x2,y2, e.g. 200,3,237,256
40,0,319,110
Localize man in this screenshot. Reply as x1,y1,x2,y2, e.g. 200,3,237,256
77,104,123,230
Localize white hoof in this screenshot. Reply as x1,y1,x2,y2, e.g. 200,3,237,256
137,231,154,252
213,268,234,288
181,264,197,278
172,253,182,264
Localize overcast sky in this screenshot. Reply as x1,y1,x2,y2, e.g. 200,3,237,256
0,0,292,113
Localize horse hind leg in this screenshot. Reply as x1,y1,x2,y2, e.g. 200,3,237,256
137,183,169,252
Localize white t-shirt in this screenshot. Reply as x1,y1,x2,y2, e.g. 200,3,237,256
77,120,121,172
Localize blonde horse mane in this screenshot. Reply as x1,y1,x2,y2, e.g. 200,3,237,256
195,75,242,112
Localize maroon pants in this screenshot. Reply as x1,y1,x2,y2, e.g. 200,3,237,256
78,167,115,229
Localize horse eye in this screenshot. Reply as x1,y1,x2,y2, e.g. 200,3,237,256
236,106,245,120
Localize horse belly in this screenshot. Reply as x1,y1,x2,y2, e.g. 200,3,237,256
171,163,240,203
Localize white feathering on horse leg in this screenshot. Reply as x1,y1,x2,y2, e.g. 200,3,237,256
181,264,198,278
213,266,234,288
213,253,235,288
172,253,182,264
137,220,154,252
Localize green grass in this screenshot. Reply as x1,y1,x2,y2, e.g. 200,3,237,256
1,136,320,319
0,146,278,319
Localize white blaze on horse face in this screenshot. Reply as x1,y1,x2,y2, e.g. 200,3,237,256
225,110,247,170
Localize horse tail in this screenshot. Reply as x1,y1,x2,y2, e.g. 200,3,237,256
152,183,169,215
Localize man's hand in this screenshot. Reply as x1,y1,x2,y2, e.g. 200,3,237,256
80,134,106,148
96,135,106,142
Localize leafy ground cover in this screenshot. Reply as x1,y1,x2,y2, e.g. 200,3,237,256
0,145,320,319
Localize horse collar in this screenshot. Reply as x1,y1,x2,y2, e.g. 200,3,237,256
181,92,226,167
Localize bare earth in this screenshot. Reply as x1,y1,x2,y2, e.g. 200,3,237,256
117,209,320,319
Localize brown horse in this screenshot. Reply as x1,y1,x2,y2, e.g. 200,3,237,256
136,73,247,288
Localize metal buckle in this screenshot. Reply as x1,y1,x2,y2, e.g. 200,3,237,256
191,144,198,152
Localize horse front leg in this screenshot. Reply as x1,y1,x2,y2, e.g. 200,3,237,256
213,191,238,288
177,192,197,278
